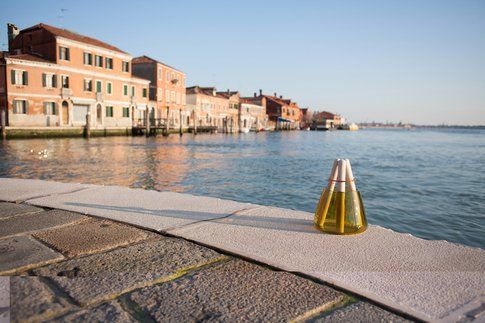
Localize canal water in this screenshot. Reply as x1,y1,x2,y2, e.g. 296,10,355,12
0,129,484,248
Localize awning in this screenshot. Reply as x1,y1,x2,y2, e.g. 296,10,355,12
278,117,293,122
72,98,95,105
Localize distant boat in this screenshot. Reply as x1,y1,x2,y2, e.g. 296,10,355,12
340,123,359,131
241,128,250,133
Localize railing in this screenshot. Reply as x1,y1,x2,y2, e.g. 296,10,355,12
134,118,168,128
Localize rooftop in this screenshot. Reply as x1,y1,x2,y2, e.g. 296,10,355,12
21,23,128,54
132,55,184,73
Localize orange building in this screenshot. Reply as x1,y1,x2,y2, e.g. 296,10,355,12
185,86,239,133
131,56,187,130
243,90,301,130
0,23,149,129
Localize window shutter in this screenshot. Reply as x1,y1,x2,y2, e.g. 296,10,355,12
43,102,48,114
24,101,28,114
66,48,70,60
23,71,28,85
42,73,46,87
11,70,16,85
52,75,57,88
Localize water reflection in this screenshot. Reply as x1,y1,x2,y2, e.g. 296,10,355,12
0,129,484,248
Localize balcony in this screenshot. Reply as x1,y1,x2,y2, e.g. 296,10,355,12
171,79,178,84
61,88,72,99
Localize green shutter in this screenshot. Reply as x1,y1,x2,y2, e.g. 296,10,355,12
42,73,46,87
52,75,57,88
23,71,28,85
11,70,16,85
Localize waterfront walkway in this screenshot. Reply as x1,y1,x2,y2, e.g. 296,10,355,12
0,178,484,322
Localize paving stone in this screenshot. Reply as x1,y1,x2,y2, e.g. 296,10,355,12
125,259,345,322
311,301,412,322
10,277,74,323
0,202,43,219
48,301,136,323
0,277,9,323
170,205,485,321
0,209,86,239
0,236,63,274
33,218,156,257
33,238,223,306
0,178,91,202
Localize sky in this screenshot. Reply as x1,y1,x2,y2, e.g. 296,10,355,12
1,0,484,125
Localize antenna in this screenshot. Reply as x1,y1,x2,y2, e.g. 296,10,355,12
58,8,68,27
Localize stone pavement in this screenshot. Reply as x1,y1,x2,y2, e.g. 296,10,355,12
0,202,412,322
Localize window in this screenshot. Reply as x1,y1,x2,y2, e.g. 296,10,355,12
61,75,69,88
96,80,102,93
42,73,57,88
83,52,92,65
171,91,175,103
176,92,180,104
131,86,135,97
123,84,128,96
105,106,113,117
157,88,162,101
166,71,170,83
165,89,170,103
84,79,92,91
122,61,129,72
107,82,112,94
142,88,147,98
11,70,28,85
59,46,70,60
43,102,57,115
158,68,162,79
122,107,130,118
13,100,28,114
105,57,113,69
95,55,103,67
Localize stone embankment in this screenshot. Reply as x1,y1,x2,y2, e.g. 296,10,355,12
0,178,484,322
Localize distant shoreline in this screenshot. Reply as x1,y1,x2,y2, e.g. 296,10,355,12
359,124,485,130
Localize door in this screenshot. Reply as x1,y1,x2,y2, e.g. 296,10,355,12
96,104,102,125
73,104,89,125
62,101,69,125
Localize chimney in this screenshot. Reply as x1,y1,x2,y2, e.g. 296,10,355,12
254,92,257,98
227,89,230,96
280,95,283,99
274,92,277,97
7,23,19,53
259,89,262,96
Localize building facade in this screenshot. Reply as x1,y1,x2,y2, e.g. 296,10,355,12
131,56,187,130
243,90,301,130
312,111,343,129
0,23,150,129
185,86,239,133
239,98,267,132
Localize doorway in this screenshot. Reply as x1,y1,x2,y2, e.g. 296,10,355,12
62,101,69,125
96,104,102,125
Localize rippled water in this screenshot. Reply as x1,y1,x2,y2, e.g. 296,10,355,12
0,129,484,248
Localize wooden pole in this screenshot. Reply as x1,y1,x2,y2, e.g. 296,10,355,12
179,108,183,136
1,109,6,140
85,112,91,139
165,107,170,136
145,108,150,137
193,109,197,135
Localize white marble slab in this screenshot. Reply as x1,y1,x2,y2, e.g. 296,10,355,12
27,185,255,231
169,205,485,322
0,178,91,202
